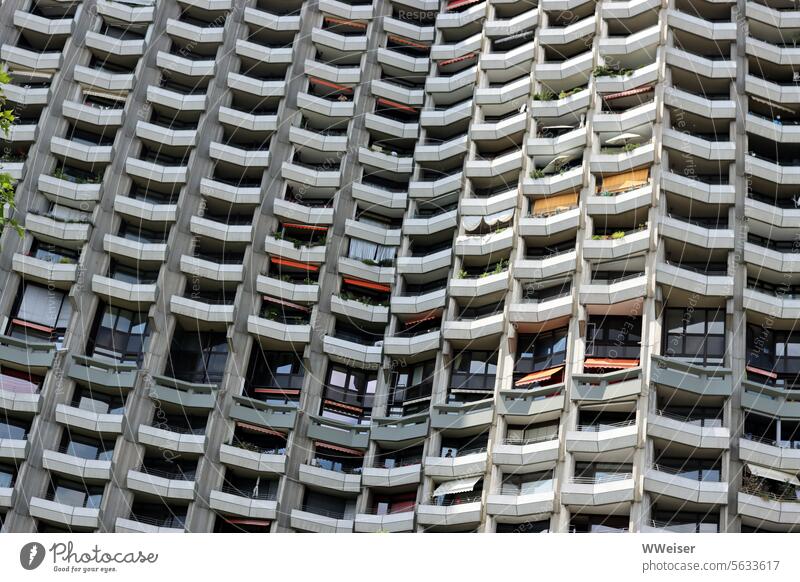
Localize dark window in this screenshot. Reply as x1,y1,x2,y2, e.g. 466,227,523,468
387,360,434,416
516,328,568,374
663,307,725,365
244,349,304,404
450,351,498,394
87,303,149,363
320,364,376,424
166,328,228,384
586,316,641,359
6,283,72,345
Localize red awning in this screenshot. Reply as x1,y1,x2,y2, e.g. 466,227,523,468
323,399,363,414
283,223,328,232
224,518,271,527
11,318,54,334
439,52,477,67
603,85,654,101
324,16,367,29
343,277,391,293
376,97,417,113
263,295,310,312
316,441,364,456
309,77,352,93
235,421,286,438
584,358,640,369
746,365,777,379
270,257,319,272
447,0,482,10
514,366,564,387
253,388,301,395
387,34,430,50
404,311,440,326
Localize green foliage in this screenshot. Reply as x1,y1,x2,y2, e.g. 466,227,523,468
0,66,22,238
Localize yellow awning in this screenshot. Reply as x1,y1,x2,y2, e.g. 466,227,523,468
598,168,650,193
533,192,578,216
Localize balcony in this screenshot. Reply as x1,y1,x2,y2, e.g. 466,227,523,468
67,354,137,392
583,228,650,261
424,450,487,479
115,516,184,533
91,274,158,307
219,442,286,475
498,384,566,421
170,295,234,325
29,497,99,531
739,436,800,473
298,462,361,494
370,413,429,445
0,383,40,415
561,474,636,507
306,415,370,450
200,178,261,206
650,355,733,396
55,404,123,437
264,235,326,264
362,463,422,488
579,272,647,305
655,261,733,297
256,275,319,304
738,492,800,532
354,510,415,533
644,466,728,505
0,335,55,372
247,314,312,346
566,421,638,460
383,330,441,358
149,376,217,410
417,499,482,528
126,468,196,501
648,411,730,450
430,399,494,433
0,438,27,461
492,435,560,472
138,424,205,455
442,312,505,343
42,448,112,482
12,253,77,288
572,368,643,402
486,489,556,521
323,335,382,368
290,508,353,533
209,487,277,521
228,395,297,432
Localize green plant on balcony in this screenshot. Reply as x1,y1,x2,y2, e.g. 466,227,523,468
378,258,394,267
0,66,19,239
610,230,626,239
593,65,633,77
57,256,75,264
532,90,554,101
303,277,318,286
530,168,545,179
231,440,261,453
623,142,640,152
558,86,584,99
361,258,378,266
457,269,468,279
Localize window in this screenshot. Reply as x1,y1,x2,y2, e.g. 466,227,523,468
321,364,377,424
496,520,550,533
7,283,72,345
166,328,229,384
586,316,641,359
501,470,554,496
652,510,719,533
516,328,568,373
746,325,800,388
61,433,114,462
663,307,725,365
0,464,16,488
450,351,498,392
0,419,28,440
70,387,126,415
0,368,42,394
388,360,434,416
506,421,559,445
372,492,416,515
245,350,304,404
347,237,396,266
88,303,149,363
50,478,104,509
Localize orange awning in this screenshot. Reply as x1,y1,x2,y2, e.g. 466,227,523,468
253,388,301,396
316,441,364,456
533,192,578,215
514,366,564,387
747,365,777,379
447,0,481,9
440,52,477,67
270,256,319,272
584,358,640,369
603,85,654,101
405,311,440,326
309,77,352,93
224,518,271,527
387,34,430,49
263,295,309,312
376,97,417,113
283,223,328,232
235,421,286,438
598,167,650,194
323,399,363,414
324,16,367,29
343,277,391,293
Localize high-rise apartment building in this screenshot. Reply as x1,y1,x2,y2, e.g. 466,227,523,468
0,0,797,534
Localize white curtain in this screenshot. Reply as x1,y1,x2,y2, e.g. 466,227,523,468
374,244,396,262
348,238,378,260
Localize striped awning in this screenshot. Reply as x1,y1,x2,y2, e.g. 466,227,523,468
746,365,777,379
283,222,328,232
603,85,654,101
439,52,478,67
376,97,416,113
746,463,800,486
309,77,352,93
316,441,364,456
235,421,286,438
270,257,319,272
584,358,640,369
263,295,309,312
387,35,430,50
433,476,482,497
515,366,564,387
343,278,390,293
